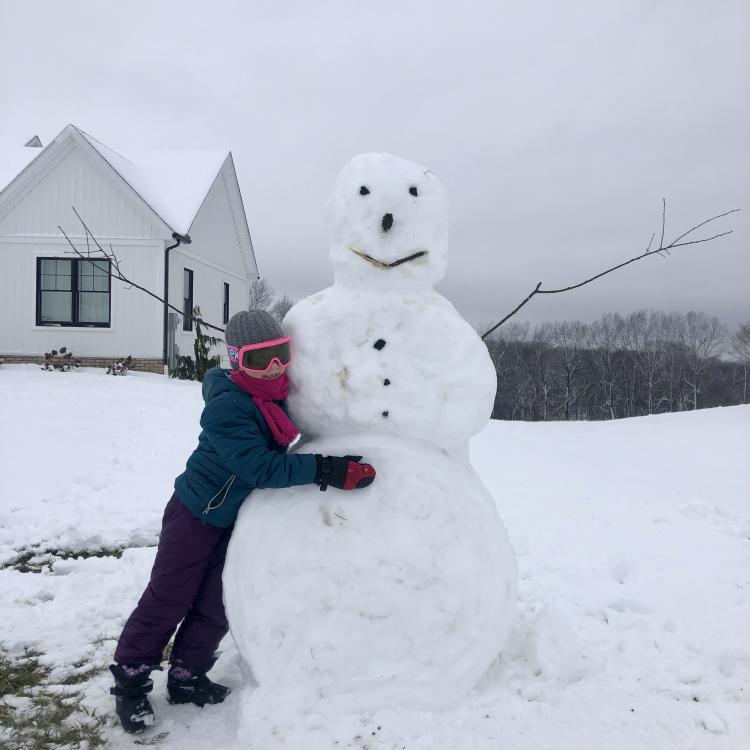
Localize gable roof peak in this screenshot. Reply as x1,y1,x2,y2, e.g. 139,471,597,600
77,127,230,235
1,124,232,236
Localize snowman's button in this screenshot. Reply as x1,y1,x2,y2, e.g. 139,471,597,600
382,410,389,418
373,339,386,350
383,378,391,386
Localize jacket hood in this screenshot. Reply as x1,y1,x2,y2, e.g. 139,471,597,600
201,368,241,403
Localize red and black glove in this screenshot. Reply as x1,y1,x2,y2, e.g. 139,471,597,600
314,455,376,491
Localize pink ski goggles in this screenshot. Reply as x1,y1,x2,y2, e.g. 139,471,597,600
227,336,292,373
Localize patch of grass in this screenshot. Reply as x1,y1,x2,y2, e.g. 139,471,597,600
135,730,170,745
91,633,119,647
1,545,140,573
60,659,107,686
0,648,108,749
0,648,47,697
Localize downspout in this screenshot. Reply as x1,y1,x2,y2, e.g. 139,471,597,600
163,231,192,367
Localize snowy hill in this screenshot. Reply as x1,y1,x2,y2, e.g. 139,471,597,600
0,364,748,749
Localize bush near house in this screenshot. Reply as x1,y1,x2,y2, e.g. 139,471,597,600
170,306,223,382
41,347,81,372
106,355,132,376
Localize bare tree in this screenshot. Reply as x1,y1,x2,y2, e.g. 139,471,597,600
487,322,532,420
643,313,669,415
621,311,669,416
269,294,294,324
551,320,587,420
248,278,275,311
248,278,295,324
682,312,726,410
730,322,750,404
656,312,686,412
528,324,555,421
587,314,626,420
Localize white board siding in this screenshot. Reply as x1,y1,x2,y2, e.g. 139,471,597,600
171,251,226,346
173,156,252,364
186,159,255,280
0,239,164,358
0,143,165,241
170,248,249,364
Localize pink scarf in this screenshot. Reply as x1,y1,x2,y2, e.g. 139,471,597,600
229,370,300,448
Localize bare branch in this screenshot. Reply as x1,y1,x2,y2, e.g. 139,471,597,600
483,283,542,338
59,210,226,334
659,198,666,252
667,231,733,249
666,208,740,247
481,204,740,340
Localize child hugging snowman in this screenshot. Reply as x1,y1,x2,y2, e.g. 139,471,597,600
109,309,375,733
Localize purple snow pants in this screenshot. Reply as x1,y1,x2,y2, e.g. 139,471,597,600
114,494,233,670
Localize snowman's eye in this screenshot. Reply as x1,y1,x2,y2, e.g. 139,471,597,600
359,186,370,196
409,186,418,197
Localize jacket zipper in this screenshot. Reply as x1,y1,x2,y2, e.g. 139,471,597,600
202,474,237,518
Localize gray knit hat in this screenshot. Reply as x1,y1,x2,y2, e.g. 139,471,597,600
225,310,284,369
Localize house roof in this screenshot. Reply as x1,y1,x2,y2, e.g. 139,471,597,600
0,125,230,236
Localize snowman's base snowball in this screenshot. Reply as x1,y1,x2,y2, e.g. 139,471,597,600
223,434,517,712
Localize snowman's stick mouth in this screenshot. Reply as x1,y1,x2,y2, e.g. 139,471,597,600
347,246,429,269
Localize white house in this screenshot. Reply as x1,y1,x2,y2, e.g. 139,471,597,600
0,124,257,372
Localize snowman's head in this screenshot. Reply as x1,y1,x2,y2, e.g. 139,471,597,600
325,153,448,290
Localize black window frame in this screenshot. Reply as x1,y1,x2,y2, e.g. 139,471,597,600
183,268,194,332
36,257,112,328
223,282,230,325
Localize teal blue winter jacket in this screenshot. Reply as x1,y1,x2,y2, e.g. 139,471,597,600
174,368,317,527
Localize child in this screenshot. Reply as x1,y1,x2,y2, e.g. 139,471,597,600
110,310,375,733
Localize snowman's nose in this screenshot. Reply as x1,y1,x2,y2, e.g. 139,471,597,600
381,213,394,232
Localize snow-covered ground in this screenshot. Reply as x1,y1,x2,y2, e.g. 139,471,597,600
1,363,748,749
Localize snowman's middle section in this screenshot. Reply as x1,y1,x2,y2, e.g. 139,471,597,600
223,434,517,712
283,286,497,450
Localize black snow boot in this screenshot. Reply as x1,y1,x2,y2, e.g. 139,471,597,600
166,662,231,707
109,664,158,733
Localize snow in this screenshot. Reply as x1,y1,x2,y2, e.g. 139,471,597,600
0,366,202,563
0,126,228,236
75,126,228,235
0,363,749,749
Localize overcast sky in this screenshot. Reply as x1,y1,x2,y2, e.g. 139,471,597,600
1,0,748,331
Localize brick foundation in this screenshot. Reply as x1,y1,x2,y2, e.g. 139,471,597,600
0,354,165,374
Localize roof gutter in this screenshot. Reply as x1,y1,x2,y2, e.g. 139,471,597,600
164,231,192,368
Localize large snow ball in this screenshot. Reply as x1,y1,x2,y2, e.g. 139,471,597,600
325,153,449,289
283,288,498,446
223,436,518,712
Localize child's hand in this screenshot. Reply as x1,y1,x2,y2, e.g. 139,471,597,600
314,455,376,491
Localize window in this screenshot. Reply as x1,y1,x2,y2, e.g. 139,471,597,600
36,257,111,327
183,268,194,331
223,282,230,325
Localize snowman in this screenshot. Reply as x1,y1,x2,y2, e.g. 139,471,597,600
223,153,517,712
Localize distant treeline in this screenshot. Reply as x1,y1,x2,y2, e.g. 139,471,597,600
485,310,749,421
